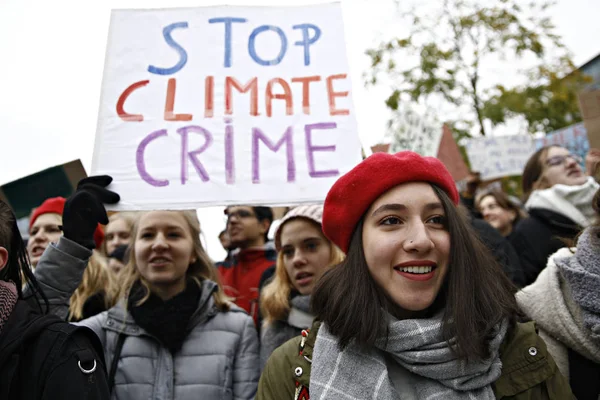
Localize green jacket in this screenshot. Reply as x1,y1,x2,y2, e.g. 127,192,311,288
257,320,574,400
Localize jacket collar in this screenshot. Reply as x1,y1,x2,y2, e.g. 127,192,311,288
104,279,219,336
494,321,557,398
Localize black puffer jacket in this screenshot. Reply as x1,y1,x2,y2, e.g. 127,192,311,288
509,208,581,287
0,297,110,400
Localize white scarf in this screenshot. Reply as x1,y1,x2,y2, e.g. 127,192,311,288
525,177,598,228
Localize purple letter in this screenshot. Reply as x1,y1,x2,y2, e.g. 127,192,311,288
136,129,169,187
177,125,213,183
305,122,339,178
225,119,235,184
252,126,295,183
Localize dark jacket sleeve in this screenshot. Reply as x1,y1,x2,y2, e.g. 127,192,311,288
471,219,526,288
41,330,110,400
509,219,555,286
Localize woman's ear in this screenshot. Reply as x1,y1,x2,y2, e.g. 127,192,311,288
0,247,9,271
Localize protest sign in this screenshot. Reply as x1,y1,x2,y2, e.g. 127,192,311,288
464,135,536,181
535,123,589,168
91,3,361,210
386,106,443,157
578,89,600,149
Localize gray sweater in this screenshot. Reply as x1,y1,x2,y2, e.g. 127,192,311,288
34,237,260,400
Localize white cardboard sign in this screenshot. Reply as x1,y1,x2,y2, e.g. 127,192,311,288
91,3,361,210
464,135,536,180
386,107,443,157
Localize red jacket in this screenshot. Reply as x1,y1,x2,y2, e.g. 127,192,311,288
217,245,277,326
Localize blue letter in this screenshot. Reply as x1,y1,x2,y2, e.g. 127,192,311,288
248,25,287,66
209,17,247,67
293,24,321,66
148,22,189,75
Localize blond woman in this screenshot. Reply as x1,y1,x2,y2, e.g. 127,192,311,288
259,205,344,368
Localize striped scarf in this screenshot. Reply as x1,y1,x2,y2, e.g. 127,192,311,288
0,280,18,335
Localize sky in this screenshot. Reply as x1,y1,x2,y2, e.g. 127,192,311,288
1,0,599,260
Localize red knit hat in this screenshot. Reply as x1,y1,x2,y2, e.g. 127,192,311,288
29,197,105,249
323,151,459,253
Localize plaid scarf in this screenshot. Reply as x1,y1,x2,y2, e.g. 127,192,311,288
310,313,508,400
0,281,18,336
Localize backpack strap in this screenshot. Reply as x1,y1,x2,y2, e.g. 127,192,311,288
108,333,126,394
35,321,106,398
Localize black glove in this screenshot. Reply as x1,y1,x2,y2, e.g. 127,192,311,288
62,175,120,249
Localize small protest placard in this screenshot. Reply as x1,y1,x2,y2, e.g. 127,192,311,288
386,106,442,157
578,90,600,150
535,123,589,168
91,3,361,210
464,135,536,181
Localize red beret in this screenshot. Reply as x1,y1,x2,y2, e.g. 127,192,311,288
29,196,105,249
323,151,459,253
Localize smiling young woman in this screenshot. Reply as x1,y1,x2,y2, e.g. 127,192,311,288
31,179,260,400
257,151,573,400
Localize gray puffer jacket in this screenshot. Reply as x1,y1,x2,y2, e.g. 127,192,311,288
34,237,260,400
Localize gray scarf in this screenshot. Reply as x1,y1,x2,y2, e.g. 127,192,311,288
310,313,508,400
260,295,313,369
556,227,600,340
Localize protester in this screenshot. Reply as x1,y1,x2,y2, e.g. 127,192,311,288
517,188,600,400
476,189,527,238
258,151,572,399
511,145,599,286
33,176,259,399
217,205,277,326
103,212,136,257
27,196,116,320
259,205,345,368
0,200,109,399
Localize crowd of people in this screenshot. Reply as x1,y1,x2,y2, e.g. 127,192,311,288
1,144,600,399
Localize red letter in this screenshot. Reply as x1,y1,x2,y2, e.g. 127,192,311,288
116,80,149,122
326,74,350,116
164,78,193,121
292,76,321,115
225,77,259,116
205,76,214,118
266,78,293,117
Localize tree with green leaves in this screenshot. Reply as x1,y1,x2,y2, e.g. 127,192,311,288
366,0,589,137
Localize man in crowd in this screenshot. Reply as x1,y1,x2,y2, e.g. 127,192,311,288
217,206,276,327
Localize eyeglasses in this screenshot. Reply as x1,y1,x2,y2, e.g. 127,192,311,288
226,209,256,221
545,153,582,167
